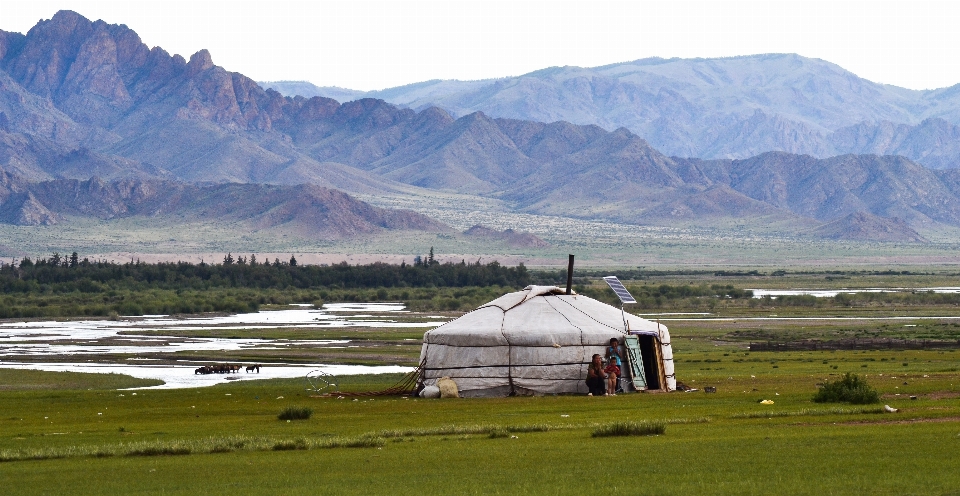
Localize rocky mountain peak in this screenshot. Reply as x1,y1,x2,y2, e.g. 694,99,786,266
186,49,214,74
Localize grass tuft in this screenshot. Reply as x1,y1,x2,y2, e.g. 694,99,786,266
277,406,313,421
591,421,666,438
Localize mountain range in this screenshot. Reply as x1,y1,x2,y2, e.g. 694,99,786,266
0,10,958,245
264,55,960,170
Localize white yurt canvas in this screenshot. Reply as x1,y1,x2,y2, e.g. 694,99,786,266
418,285,675,397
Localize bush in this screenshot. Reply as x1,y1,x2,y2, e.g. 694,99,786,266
812,373,880,404
277,406,313,421
591,421,665,438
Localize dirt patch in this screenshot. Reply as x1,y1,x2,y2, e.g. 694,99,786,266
837,415,960,425
924,391,960,400
882,391,960,400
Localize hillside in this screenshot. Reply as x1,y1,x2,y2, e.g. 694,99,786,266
0,174,448,238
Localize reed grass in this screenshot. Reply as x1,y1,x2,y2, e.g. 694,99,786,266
0,434,383,463
731,407,886,419
277,406,313,421
591,421,666,437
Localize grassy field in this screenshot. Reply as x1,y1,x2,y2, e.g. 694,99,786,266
2,272,960,494
1,348,958,494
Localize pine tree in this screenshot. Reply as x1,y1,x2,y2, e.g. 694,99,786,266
289,255,298,267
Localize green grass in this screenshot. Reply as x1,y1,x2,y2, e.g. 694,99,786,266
276,406,312,421
591,420,666,437
3,282,960,494
1,360,958,494
0,370,162,390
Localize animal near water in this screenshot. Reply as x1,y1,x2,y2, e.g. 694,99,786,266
194,364,242,375
245,364,260,373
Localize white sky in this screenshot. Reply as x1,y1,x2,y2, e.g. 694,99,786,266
4,0,960,91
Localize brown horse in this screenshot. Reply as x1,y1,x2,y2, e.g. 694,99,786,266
245,364,260,373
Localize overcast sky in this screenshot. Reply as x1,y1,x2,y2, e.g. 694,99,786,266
5,1,960,91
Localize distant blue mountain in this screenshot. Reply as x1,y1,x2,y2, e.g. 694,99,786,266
263,54,960,169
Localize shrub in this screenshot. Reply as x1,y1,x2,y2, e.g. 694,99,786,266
591,421,665,438
277,406,313,421
812,373,880,404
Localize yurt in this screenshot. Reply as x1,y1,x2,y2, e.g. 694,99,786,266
417,285,675,397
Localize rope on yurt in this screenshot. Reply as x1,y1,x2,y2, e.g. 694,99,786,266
314,358,425,398
498,308,514,396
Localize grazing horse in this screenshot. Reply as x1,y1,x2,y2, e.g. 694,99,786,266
194,364,241,375
245,364,260,373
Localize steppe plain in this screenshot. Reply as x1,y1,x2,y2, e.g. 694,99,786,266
2,268,960,495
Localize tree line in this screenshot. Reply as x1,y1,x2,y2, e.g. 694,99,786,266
0,252,532,293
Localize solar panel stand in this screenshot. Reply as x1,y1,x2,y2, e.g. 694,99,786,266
603,276,636,334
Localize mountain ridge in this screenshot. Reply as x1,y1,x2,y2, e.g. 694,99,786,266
1,11,958,245
263,54,960,169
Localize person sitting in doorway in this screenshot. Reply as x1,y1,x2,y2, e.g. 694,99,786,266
586,354,607,396
604,359,621,396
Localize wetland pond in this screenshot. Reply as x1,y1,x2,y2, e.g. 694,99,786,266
0,303,442,389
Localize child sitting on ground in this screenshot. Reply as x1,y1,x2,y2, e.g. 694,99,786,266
603,359,620,395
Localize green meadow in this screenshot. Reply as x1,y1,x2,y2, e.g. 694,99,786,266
2,348,959,494
2,270,960,494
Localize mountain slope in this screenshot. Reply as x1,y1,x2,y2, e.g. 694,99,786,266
0,174,448,238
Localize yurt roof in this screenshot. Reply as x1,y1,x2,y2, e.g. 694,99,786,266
425,285,665,347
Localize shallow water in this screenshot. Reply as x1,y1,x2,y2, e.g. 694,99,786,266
0,362,414,389
749,287,960,298
0,303,434,389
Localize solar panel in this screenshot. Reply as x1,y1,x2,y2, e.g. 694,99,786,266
603,276,637,304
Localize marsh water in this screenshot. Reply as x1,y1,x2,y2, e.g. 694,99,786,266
0,303,438,389
748,287,960,298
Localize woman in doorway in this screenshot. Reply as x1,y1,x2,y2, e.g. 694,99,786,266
586,354,607,396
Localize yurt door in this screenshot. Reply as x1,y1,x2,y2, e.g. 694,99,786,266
637,335,663,390
623,335,647,390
